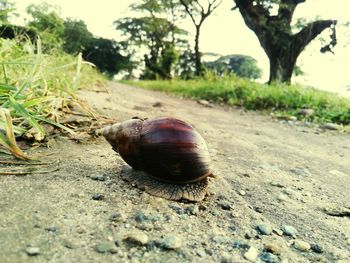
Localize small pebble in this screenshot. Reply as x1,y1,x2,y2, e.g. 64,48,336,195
63,240,77,249
185,205,199,215
161,235,182,250
311,243,323,253
277,193,288,202
293,239,311,252
90,175,106,181
347,238,350,246
221,252,234,263
264,243,281,255
219,201,234,211
26,246,40,256
109,212,124,222
95,242,118,254
254,206,264,213
168,204,183,214
320,123,340,131
92,193,104,200
212,235,230,244
152,102,163,107
298,108,314,116
244,246,259,262
45,226,57,232
290,167,311,176
232,240,250,249
239,190,246,196
281,225,298,237
272,228,283,236
197,99,213,107
196,248,206,257
123,231,149,246
260,252,279,263
257,223,272,235
270,181,285,188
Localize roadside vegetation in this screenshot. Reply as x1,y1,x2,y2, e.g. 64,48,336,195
0,37,105,159
127,75,350,126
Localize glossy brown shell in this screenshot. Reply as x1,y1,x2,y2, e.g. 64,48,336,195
102,117,211,184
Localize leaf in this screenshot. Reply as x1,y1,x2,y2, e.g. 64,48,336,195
0,108,29,160
0,84,16,92
34,115,75,135
0,120,26,135
22,96,55,108
9,96,45,135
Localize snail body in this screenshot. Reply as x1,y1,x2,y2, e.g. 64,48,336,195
102,117,213,201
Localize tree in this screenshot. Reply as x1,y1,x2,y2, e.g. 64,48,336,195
83,38,134,77
62,19,93,54
26,3,65,50
205,54,262,79
115,0,187,79
0,24,37,41
179,0,222,76
233,0,337,84
0,0,14,23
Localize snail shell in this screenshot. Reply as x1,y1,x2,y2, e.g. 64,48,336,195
101,117,214,201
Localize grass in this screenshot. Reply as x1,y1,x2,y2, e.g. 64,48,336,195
124,74,350,126
0,37,105,159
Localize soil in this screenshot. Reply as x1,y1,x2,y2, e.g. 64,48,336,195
0,82,349,263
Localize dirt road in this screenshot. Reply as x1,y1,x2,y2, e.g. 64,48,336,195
1,82,349,262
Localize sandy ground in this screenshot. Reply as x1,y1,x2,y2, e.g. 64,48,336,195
0,82,349,263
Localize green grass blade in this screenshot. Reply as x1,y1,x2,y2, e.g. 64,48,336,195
0,84,16,92
9,96,45,135
22,96,55,108
34,115,75,135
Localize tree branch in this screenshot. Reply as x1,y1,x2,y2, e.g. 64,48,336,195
233,0,269,32
179,0,198,25
293,19,337,54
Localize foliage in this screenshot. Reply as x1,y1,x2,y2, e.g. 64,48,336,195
0,24,37,41
83,37,134,77
62,18,93,55
0,37,105,158
126,76,350,125
175,45,196,79
115,0,188,79
204,54,262,79
0,0,14,23
26,3,65,50
22,3,134,77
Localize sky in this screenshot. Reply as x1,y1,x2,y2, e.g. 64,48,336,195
12,0,350,98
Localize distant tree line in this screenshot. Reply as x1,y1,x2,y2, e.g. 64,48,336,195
0,0,338,84
0,1,133,78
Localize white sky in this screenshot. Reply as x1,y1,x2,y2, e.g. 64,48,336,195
12,0,350,97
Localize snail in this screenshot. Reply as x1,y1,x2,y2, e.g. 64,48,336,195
101,117,214,201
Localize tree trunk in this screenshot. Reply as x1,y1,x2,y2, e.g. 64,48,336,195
265,19,335,84
194,25,202,76
233,0,336,85
266,40,299,84
268,56,294,84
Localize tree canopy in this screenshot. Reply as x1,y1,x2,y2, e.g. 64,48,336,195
62,19,93,55
115,0,188,79
205,54,262,79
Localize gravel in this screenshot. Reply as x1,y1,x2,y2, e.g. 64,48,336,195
25,246,40,256
281,225,298,237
